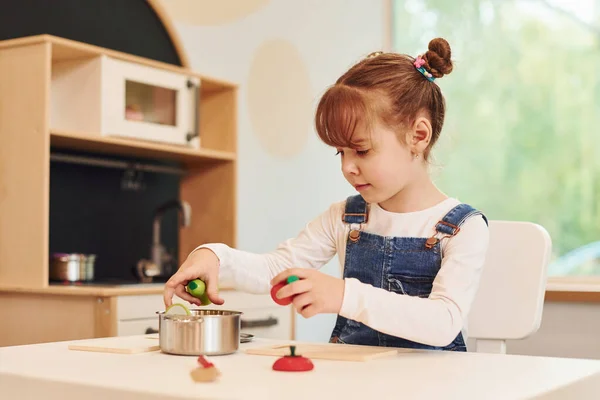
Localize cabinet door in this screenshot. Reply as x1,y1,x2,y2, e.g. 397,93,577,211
117,318,159,336
116,293,186,320
116,291,293,339
239,307,292,340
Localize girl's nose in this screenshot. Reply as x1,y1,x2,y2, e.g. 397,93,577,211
342,158,359,176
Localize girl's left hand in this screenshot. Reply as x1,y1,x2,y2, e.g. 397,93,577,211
270,268,345,318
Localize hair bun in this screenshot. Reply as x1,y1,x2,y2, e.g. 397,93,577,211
422,38,453,78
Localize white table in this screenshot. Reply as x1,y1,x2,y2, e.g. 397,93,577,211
1,335,599,399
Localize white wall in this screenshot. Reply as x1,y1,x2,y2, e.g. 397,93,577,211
159,0,386,342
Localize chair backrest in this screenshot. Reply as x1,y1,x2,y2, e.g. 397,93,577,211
467,220,552,353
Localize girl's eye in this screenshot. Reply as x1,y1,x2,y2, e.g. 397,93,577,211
335,149,369,156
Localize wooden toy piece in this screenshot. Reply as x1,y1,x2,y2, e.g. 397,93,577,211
270,275,299,306
165,303,191,315
186,279,211,305
190,355,220,383
246,342,400,361
272,345,314,372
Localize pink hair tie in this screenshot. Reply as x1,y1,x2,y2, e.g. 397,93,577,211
413,56,435,82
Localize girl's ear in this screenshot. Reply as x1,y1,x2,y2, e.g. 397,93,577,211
405,116,432,155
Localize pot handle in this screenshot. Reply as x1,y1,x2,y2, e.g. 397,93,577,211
145,327,159,334
241,316,278,329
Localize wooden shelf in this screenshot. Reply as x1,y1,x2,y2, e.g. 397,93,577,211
50,130,236,165
0,283,236,297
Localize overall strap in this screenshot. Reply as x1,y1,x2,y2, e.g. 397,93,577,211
435,203,489,236
425,203,487,249
342,195,369,224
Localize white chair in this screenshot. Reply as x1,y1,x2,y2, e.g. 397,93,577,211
467,220,552,354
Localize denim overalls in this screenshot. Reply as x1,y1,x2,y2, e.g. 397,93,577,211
329,194,488,351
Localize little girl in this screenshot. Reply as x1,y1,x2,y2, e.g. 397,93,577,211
164,38,489,352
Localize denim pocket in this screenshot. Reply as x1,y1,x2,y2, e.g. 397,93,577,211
387,275,433,298
388,242,441,279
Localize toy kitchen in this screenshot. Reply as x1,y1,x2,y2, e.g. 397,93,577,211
48,54,201,286
0,0,238,291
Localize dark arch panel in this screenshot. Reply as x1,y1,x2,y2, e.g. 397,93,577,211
0,0,184,66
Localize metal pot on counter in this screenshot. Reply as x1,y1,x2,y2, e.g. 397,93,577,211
156,309,243,356
49,253,96,282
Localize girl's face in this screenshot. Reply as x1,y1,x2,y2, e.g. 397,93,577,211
336,120,429,206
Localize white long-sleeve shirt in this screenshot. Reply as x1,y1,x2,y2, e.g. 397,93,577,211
196,197,490,347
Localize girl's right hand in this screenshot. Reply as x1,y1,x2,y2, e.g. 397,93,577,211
163,249,225,307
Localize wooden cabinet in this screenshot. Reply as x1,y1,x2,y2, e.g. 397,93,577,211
0,35,287,347
0,288,293,346
0,35,238,292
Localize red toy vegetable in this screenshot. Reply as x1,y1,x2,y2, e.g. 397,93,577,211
197,355,215,368
272,345,314,372
270,275,299,306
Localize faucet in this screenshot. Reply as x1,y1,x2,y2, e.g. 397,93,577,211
136,199,192,283
152,199,192,276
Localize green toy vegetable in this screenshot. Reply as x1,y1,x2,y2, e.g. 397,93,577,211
187,279,211,305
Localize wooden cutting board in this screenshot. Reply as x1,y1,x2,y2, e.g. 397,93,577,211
245,343,404,362
68,335,160,354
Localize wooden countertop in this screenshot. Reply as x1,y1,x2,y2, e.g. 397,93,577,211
1,336,600,399
545,276,600,303
0,284,235,297
1,276,599,301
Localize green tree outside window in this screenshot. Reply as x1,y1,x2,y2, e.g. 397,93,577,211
391,0,600,276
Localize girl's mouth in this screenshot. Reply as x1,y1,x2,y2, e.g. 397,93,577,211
354,184,371,191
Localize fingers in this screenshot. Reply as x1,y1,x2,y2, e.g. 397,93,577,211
276,279,312,300
270,268,310,286
163,267,207,307
163,248,225,308
205,272,225,305
291,292,312,312
175,285,201,306
299,304,318,319
163,273,189,307
163,285,175,307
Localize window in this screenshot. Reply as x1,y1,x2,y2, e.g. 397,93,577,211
391,0,600,277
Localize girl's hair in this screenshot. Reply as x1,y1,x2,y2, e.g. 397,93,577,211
315,38,453,161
